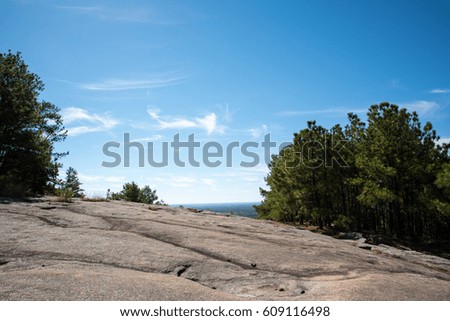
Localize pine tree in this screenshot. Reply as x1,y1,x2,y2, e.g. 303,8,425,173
64,167,84,198
0,51,67,196
256,102,450,241
139,185,158,204
122,181,140,202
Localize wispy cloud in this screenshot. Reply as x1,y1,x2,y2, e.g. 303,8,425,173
78,173,102,183
56,5,180,25
279,102,440,117
80,75,186,91
437,138,450,146
105,176,127,183
148,108,225,135
276,108,366,117
153,175,218,190
77,174,126,193
131,135,163,142
224,104,233,122
401,100,439,114
388,78,407,90
429,89,450,94
201,178,216,187
196,113,221,135
62,107,119,136
163,176,198,188
213,165,269,182
248,125,268,139
78,174,125,185
239,164,270,175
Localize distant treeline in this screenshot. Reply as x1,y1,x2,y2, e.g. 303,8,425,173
256,103,450,241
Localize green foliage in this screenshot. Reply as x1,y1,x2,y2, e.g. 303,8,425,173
110,181,160,204
122,181,140,202
139,185,158,204
64,167,84,197
55,167,83,202
256,102,450,241
56,186,74,203
434,163,450,216
333,215,353,231
110,191,124,201
0,51,67,196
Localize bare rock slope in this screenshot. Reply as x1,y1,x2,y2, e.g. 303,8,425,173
0,198,449,300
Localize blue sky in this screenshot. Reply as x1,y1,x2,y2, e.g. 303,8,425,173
1,0,450,204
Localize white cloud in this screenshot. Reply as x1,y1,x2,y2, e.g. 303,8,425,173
248,124,268,139
242,176,260,182
153,176,217,189
78,174,102,183
437,138,450,146
223,103,233,123
196,113,220,135
238,164,270,175
201,178,216,187
166,176,198,188
278,102,440,117
77,174,124,183
388,78,406,90
147,109,160,120
401,100,439,114
132,135,163,142
276,108,366,117
147,108,224,134
74,174,126,194
429,89,450,94
105,176,126,183
62,107,119,136
80,75,186,91
211,166,268,185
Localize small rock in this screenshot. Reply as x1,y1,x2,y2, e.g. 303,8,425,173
338,232,363,240
357,238,372,250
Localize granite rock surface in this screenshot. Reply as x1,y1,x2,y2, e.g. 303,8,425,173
0,198,449,300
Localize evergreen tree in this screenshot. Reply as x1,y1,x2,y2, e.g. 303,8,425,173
0,51,67,196
64,167,84,197
433,162,450,237
122,181,140,202
111,181,160,204
256,102,450,241
139,185,158,204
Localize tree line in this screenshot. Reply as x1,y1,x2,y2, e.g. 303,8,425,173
256,103,450,241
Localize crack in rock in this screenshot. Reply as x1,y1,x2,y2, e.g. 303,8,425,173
39,206,57,210
36,216,68,228
174,264,191,277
